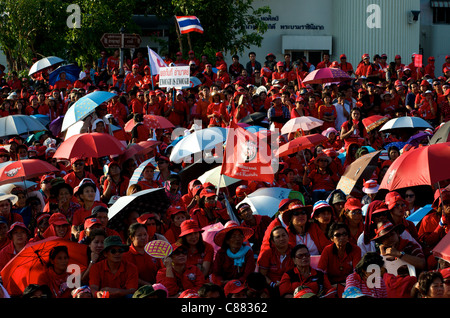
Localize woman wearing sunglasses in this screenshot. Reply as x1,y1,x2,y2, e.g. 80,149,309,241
317,222,362,297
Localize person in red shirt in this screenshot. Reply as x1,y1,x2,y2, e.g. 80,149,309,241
164,90,189,127
63,158,98,191
107,49,120,75
417,90,437,124
317,222,362,297
187,50,200,67
132,51,148,74
122,223,163,286
0,222,29,273
144,91,162,116
355,54,375,78
317,93,337,131
272,61,290,86
257,226,294,297
137,161,162,190
303,153,340,202
339,54,354,76
190,188,230,229
173,52,187,66
206,91,227,127
163,205,188,244
89,235,139,298
71,180,107,228
124,64,143,92
156,242,206,297
7,71,22,91
442,55,450,76
107,89,127,126
215,64,230,89
316,53,331,69
130,89,145,114
100,161,129,203
215,51,227,70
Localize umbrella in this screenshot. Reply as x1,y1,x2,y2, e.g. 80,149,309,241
275,133,327,158
124,115,174,133
429,121,450,145
49,116,64,137
108,188,170,233
30,115,51,127
281,116,324,135
336,150,381,196
383,141,407,151
433,231,450,263
379,116,432,132
379,142,450,191
128,158,158,186
169,127,228,163
189,76,202,88
302,68,352,85
28,56,64,76
0,236,88,296
0,159,59,185
61,91,117,132
178,159,220,195
406,132,431,147
53,132,126,160
238,112,269,128
0,181,37,193
119,140,161,164
198,165,241,188
238,187,300,218
48,64,81,86
362,115,390,133
0,115,47,137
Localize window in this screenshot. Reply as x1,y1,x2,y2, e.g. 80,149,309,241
431,1,450,24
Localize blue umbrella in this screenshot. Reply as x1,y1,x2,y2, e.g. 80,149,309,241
30,114,50,127
383,141,406,151
48,64,81,86
61,91,116,132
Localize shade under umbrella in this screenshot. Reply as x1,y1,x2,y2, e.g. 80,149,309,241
53,132,126,159
302,67,352,85
28,56,64,76
379,116,432,132
336,151,381,197
0,115,47,137
108,188,170,233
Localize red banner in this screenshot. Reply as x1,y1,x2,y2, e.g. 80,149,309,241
414,54,423,68
220,122,274,183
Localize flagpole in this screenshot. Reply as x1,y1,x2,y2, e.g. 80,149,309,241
147,46,155,91
174,16,183,54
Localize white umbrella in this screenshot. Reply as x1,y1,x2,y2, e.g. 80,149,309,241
281,116,324,135
169,127,228,163
28,56,64,76
238,187,294,218
0,115,47,137
379,116,432,132
198,165,241,188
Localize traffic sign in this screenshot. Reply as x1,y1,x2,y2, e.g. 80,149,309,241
100,33,142,49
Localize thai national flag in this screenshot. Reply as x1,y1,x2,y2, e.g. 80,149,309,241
175,16,204,34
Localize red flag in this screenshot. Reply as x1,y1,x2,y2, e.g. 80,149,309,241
414,54,423,68
221,122,274,183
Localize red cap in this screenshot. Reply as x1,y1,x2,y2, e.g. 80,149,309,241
344,197,362,211
49,212,69,226
385,191,407,210
166,204,187,217
224,279,246,297
200,188,216,198
236,185,249,197
84,217,102,229
179,219,203,237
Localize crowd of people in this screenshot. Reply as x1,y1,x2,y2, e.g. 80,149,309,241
0,47,450,300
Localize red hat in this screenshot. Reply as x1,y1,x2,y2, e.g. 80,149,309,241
40,174,55,184
7,222,30,237
371,221,405,242
136,213,161,224
213,220,254,246
278,198,293,212
395,55,401,60
362,179,379,194
84,217,102,229
276,61,284,67
362,54,370,60
0,147,9,156
70,157,85,165
188,50,194,55
294,286,316,298
200,188,216,198
178,289,200,298
36,213,51,225
215,51,223,58
344,197,362,211
179,219,203,237
282,201,313,225
420,79,429,87
236,185,249,197
224,279,246,297
385,191,407,210
340,54,347,59
49,212,69,226
176,51,182,56
166,204,187,217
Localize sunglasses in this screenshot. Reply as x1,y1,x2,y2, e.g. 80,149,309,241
333,232,348,238
109,247,126,254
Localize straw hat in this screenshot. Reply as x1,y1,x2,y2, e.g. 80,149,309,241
213,220,254,247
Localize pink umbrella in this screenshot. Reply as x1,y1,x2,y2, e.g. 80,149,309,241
302,67,352,85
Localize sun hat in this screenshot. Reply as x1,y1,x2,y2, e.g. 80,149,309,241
362,179,380,194
101,235,129,254
282,201,313,225
7,222,30,237
213,220,254,247
166,204,187,217
314,152,332,165
179,219,203,237
0,192,18,205
178,289,200,298
311,200,333,218
371,221,405,243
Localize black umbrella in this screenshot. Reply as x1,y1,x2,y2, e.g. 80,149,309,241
238,112,269,128
107,188,171,233
178,159,220,195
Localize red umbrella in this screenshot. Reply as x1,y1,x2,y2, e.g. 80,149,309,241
124,115,174,133
0,236,88,297
275,133,327,158
119,140,161,163
53,132,127,159
433,231,450,262
0,159,59,185
362,115,390,133
302,67,352,85
379,142,450,191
